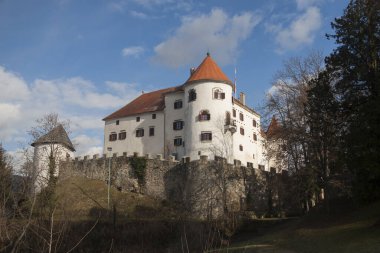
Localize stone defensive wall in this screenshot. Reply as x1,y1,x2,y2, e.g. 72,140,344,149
60,153,289,218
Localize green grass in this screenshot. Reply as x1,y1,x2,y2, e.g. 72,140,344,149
222,202,380,253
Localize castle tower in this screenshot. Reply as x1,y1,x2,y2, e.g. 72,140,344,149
182,53,235,161
31,125,75,191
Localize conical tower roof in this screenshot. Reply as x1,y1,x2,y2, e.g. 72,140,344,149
185,53,233,86
31,125,75,152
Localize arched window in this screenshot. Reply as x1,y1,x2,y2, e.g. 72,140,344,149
199,110,210,121
188,89,197,102
213,88,225,100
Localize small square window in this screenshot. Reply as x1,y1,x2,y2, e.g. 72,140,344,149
201,132,212,141
173,120,184,130
152,114,156,119
174,137,182,146
136,117,140,122
109,133,117,141
118,131,126,140
149,127,155,136
174,100,183,109
136,128,144,137
116,120,119,125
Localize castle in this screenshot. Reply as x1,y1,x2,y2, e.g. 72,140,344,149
103,53,271,170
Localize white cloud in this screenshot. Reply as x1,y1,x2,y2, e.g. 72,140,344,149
121,46,145,58
72,134,103,156
296,0,322,10
0,67,30,101
0,66,140,156
271,7,321,52
130,10,148,19
153,8,261,67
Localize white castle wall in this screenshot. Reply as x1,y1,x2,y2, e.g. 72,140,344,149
103,111,165,156
183,81,234,161
164,91,186,159
33,143,74,191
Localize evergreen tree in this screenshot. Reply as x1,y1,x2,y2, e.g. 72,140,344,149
326,0,380,201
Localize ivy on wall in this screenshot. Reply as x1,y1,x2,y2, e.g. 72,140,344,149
130,156,147,187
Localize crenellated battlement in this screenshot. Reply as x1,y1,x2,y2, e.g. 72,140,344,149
60,153,287,218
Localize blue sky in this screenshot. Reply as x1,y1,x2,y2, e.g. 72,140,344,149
0,0,348,160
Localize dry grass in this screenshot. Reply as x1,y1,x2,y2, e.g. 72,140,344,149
54,176,177,220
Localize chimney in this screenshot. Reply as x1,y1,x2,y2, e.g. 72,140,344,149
190,67,196,76
239,92,246,105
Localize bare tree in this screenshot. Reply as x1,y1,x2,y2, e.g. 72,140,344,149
264,52,324,212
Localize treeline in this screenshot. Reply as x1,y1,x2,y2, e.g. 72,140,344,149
265,0,380,210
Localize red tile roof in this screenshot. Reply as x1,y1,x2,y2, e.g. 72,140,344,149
185,53,233,87
103,86,180,121
266,116,280,138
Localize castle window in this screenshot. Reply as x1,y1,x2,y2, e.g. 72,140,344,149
174,137,182,146
240,127,245,135
252,154,255,159
239,145,243,151
109,132,117,141
173,120,184,130
233,109,236,117
118,131,126,140
152,114,156,119
149,127,155,136
252,119,257,127
247,162,253,168
136,116,140,122
253,133,257,141
240,113,244,121
258,165,265,171
199,110,210,121
225,111,231,125
116,120,119,125
213,88,225,100
174,100,183,109
188,89,197,102
201,131,212,142
136,128,144,137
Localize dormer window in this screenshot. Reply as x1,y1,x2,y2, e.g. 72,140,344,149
213,88,225,100
199,110,210,121
188,89,197,102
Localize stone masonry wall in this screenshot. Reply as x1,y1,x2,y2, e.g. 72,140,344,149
60,153,287,218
